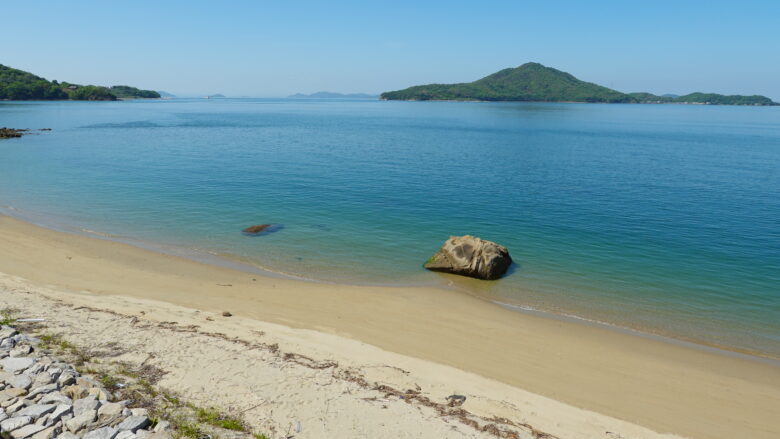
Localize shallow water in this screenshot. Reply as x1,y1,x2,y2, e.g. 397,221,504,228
1,98,778,357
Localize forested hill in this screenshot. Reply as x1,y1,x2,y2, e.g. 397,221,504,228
0,64,160,101
381,63,778,105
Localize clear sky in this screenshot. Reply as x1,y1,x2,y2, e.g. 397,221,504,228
2,1,778,99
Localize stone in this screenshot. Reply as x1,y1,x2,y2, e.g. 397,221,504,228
56,373,76,388
60,386,86,401
32,373,53,388
114,432,136,439
0,410,7,423
2,388,27,400
1,415,33,432
15,337,39,346
82,427,118,439
24,365,43,376
1,358,35,373
5,398,26,414
9,423,46,439
57,433,79,439
446,394,467,406
72,397,100,417
242,224,271,235
16,405,56,420
39,394,71,406
31,425,59,439
0,327,18,341
134,431,151,439
65,409,96,433
128,409,147,417
1,397,18,408
423,235,513,280
45,404,71,425
0,371,13,384
145,433,171,439
116,416,149,433
96,403,123,420
75,378,99,389
87,388,109,401
26,385,58,400
152,421,171,433
44,369,61,381
9,375,32,391
9,346,32,358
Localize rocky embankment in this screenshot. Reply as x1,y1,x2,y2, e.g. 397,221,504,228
0,129,25,139
0,326,169,439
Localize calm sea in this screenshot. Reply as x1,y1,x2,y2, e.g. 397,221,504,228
1,98,778,358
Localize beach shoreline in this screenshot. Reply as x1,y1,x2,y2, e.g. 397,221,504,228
1,213,779,438
4,205,776,363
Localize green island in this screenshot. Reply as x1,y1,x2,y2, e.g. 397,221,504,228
0,64,160,101
381,62,778,105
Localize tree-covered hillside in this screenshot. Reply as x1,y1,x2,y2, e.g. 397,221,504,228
0,64,69,100
0,64,159,101
672,92,776,106
381,63,632,103
381,63,778,105
109,85,161,99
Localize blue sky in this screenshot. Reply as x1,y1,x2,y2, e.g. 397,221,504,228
2,1,778,98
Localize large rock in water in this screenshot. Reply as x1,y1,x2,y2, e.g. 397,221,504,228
424,235,512,280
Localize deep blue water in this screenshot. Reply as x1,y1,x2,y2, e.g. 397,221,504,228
1,98,778,357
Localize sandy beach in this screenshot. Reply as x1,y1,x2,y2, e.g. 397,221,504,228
0,214,778,439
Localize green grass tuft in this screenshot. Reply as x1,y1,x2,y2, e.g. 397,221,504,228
0,308,18,326
194,406,246,431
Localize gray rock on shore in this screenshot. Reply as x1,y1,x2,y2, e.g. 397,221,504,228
1,357,35,373
424,235,513,280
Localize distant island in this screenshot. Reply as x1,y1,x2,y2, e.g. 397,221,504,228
0,64,160,101
289,91,378,99
381,63,778,106
205,94,225,99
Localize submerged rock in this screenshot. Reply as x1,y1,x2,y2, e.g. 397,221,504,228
242,224,271,235
424,235,512,280
241,224,283,236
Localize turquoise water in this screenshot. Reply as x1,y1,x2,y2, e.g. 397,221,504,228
1,99,778,357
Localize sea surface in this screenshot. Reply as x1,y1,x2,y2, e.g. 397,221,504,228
1,98,778,358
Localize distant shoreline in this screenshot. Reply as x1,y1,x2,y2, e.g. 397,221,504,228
379,97,779,106
380,62,779,105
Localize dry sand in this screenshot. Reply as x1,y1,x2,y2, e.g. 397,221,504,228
0,214,778,439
